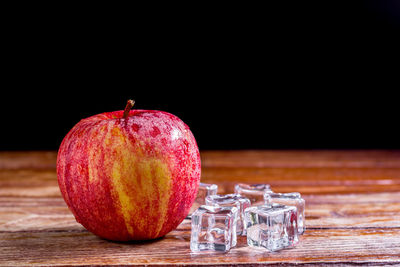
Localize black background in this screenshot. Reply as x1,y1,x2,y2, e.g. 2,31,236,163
1,1,399,151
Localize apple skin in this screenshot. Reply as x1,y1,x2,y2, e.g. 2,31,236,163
57,109,201,241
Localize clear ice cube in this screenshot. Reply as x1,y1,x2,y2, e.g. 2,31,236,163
264,192,305,234
234,183,272,206
189,183,218,216
205,194,251,235
190,205,238,252
244,204,298,252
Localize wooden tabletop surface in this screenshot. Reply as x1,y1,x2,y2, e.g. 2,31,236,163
1,150,400,266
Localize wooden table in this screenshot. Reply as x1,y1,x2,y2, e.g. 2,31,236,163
1,150,400,266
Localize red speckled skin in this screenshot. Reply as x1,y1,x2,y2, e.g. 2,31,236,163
57,110,201,241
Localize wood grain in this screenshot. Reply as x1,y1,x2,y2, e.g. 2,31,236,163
0,150,400,266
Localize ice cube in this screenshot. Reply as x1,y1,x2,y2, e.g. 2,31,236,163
189,183,218,216
190,205,238,252
264,192,305,234
205,194,251,235
244,204,298,252
234,183,272,206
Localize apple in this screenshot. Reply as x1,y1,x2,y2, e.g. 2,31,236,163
57,100,201,241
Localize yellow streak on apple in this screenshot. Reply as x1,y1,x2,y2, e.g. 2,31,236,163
136,157,172,237
106,126,172,238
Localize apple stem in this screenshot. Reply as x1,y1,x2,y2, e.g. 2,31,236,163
123,99,135,119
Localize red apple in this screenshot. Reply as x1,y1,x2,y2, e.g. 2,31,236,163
57,100,201,241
